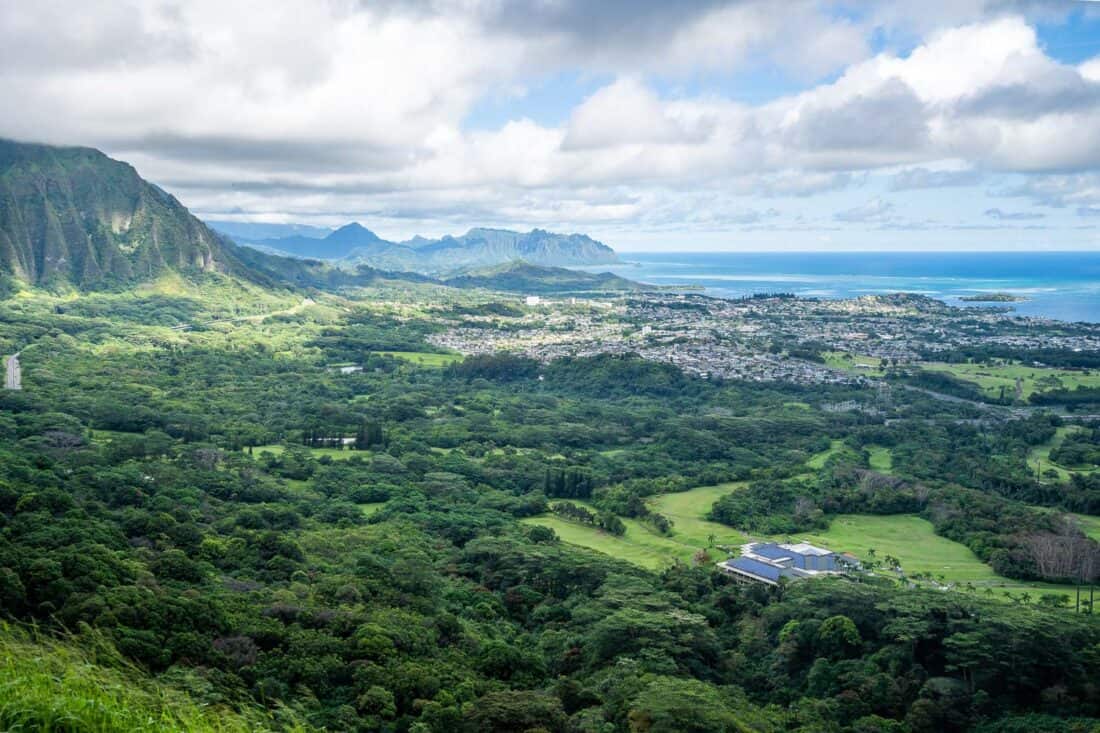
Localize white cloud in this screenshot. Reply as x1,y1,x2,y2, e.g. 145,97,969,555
1,3,1099,243
562,78,716,150
834,198,895,223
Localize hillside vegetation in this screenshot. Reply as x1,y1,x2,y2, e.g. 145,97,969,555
0,623,296,732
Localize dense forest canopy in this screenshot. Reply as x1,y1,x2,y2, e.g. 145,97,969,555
0,272,1098,732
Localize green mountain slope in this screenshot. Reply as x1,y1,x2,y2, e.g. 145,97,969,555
443,261,641,293
0,139,402,292
0,139,248,288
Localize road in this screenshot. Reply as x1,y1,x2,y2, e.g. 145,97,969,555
4,352,20,390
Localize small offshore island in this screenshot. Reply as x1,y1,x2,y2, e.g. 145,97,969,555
960,292,1030,303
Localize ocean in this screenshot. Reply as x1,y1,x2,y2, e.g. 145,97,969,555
589,251,1100,324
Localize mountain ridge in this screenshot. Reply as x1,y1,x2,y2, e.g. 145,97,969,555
0,139,239,287
442,261,639,293
230,221,618,274
0,138,391,291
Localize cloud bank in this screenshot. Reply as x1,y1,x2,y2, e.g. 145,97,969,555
1,1,1098,249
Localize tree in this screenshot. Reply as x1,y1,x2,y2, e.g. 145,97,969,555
816,615,861,659
464,690,567,733
626,675,778,733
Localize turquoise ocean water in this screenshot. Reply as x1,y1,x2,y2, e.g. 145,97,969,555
589,252,1100,323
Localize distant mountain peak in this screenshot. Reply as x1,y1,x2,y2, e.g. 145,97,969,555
331,222,376,237
234,221,618,274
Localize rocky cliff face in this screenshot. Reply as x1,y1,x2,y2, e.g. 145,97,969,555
0,139,247,287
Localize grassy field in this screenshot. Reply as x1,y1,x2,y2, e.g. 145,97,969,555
867,445,894,473
360,502,386,517
648,483,749,549
522,485,748,569
1026,426,1094,482
250,444,370,461
375,351,461,367
1074,513,1100,542
922,361,1100,401
522,515,694,570
768,514,1079,602
527,486,1082,605
823,351,886,377
807,439,847,469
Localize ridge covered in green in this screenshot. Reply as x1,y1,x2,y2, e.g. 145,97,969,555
0,139,394,292
0,139,248,288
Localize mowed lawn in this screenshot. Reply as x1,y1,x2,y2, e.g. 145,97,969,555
806,439,847,469
867,445,894,473
769,514,1079,602
250,444,371,461
922,361,1100,400
648,483,749,549
521,515,693,569
360,502,386,517
1075,513,1100,542
822,351,886,377
1027,426,1094,482
376,351,461,367
523,484,1083,604
522,483,748,569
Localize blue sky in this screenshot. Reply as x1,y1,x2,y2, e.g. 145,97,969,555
2,0,1100,251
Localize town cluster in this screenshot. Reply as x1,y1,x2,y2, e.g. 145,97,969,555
426,292,1100,385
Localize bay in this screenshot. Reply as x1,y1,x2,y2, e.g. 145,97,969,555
588,251,1100,323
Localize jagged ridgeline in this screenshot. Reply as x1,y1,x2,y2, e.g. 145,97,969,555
0,139,244,287
228,222,619,275
0,138,381,291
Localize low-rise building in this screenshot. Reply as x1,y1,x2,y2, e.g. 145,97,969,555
717,541,857,586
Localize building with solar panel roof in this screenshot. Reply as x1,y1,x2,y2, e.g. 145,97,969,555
717,541,859,586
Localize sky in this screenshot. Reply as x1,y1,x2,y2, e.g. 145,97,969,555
3,1,1100,251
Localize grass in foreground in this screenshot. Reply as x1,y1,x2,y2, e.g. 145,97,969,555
0,623,296,733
